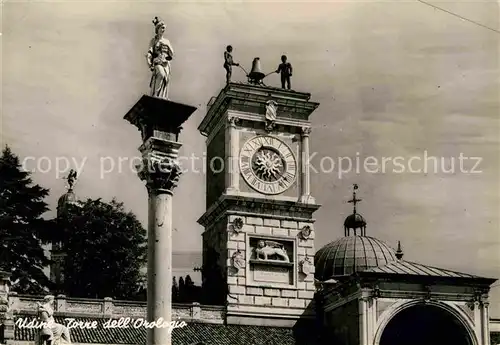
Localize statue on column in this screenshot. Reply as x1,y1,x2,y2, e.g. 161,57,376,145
146,17,174,100
36,296,71,345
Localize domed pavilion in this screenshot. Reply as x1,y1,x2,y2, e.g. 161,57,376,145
314,184,495,345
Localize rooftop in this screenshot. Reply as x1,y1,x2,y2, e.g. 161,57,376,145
14,317,320,345
314,236,398,281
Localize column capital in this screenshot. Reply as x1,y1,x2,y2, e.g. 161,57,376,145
138,137,183,195
227,115,240,128
139,154,182,195
301,126,312,137
360,288,372,302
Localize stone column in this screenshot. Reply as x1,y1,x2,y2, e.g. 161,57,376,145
300,126,313,203
359,293,370,345
226,115,240,193
481,301,490,345
124,95,196,345
140,139,182,345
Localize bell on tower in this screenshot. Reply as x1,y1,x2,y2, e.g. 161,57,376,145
247,57,266,85
344,184,367,236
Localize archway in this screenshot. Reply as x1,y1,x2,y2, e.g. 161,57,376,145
379,304,473,345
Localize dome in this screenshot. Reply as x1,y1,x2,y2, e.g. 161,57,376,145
344,213,366,229
314,236,398,281
57,190,77,217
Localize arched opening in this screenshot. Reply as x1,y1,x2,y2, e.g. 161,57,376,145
380,304,473,345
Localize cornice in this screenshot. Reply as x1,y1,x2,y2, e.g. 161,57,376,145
198,194,321,228
199,83,319,137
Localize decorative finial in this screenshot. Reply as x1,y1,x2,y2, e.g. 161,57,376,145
347,183,362,214
65,170,77,191
344,184,366,236
395,241,404,260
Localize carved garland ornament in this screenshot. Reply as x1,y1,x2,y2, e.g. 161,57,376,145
231,217,244,233
231,250,246,270
299,255,314,275
299,225,312,240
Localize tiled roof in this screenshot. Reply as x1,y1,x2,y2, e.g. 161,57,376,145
14,317,320,345
361,260,484,279
315,236,397,280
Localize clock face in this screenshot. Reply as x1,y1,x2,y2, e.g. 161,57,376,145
239,135,297,195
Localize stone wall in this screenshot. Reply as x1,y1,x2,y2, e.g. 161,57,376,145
323,299,359,345
205,125,226,207
201,218,229,305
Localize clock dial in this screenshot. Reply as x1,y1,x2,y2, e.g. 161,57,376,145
239,135,297,195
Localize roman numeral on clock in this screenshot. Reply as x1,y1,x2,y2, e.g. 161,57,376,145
264,184,276,194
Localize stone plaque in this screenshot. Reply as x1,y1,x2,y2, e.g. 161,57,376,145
253,266,290,284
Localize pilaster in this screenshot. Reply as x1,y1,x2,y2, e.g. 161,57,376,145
225,115,240,192
300,126,314,204
359,288,377,345
481,301,490,345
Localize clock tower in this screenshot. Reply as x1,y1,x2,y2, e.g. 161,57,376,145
198,82,320,326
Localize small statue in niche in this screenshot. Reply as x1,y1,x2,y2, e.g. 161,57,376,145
255,240,289,262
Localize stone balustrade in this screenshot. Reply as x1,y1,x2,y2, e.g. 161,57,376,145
6,292,225,324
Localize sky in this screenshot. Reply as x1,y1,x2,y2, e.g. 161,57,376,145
2,0,499,315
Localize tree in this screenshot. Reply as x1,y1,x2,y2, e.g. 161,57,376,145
0,146,51,294
172,277,179,303
182,274,202,303
178,276,185,302
184,275,194,302
58,198,147,299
